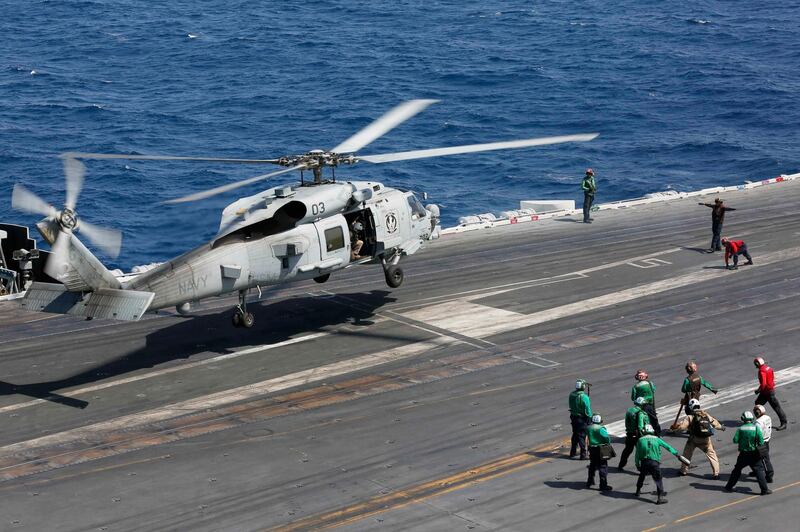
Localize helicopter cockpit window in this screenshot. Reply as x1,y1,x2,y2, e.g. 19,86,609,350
407,195,427,220
324,226,345,252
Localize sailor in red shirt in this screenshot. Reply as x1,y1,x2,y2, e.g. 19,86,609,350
721,237,753,270
754,357,788,430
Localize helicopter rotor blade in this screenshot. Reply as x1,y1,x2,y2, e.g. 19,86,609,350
77,219,123,258
62,152,282,165
358,133,599,164
11,184,57,218
44,231,71,281
163,164,307,204
63,156,86,210
331,99,439,154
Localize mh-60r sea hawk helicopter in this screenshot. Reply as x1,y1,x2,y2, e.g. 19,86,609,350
11,100,597,327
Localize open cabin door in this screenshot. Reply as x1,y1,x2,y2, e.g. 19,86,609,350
312,214,350,271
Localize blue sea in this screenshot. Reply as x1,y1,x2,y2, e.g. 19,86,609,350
2,1,799,270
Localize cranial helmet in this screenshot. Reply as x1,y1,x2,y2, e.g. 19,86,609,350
642,424,655,435
754,357,766,367
714,198,723,204
754,405,766,417
741,410,755,422
586,168,594,175
635,369,648,381
688,398,701,411
685,361,698,374
592,414,602,424
575,379,586,390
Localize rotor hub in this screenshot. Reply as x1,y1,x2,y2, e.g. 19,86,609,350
60,208,78,230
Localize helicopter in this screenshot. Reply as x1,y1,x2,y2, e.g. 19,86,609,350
11,100,597,327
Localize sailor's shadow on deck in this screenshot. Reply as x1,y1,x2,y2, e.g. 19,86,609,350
0,290,398,409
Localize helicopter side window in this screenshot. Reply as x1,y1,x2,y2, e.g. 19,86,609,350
324,226,345,252
407,195,427,220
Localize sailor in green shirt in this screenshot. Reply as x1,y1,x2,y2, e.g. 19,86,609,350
568,379,592,459
581,168,597,223
618,396,649,470
586,414,613,491
681,360,718,404
724,411,771,495
635,424,687,505
631,369,661,435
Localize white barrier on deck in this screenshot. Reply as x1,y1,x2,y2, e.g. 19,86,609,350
441,172,800,235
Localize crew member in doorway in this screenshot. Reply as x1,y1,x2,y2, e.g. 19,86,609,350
631,369,661,435
753,357,788,430
581,168,596,224
753,405,774,483
721,237,753,270
669,399,724,479
682,360,718,405
698,198,735,252
569,379,592,460
724,411,771,495
586,414,613,491
350,218,364,261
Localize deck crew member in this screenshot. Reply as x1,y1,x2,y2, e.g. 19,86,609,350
635,424,686,505
581,168,596,224
721,237,753,270
350,218,365,260
724,411,771,495
631,370,661,435
586,414,613,491
698,198,735,252
753,405,774,483
618,396,649,471
682,360,718,405
568,379,592,460
753,357,787,430
669,399,724,479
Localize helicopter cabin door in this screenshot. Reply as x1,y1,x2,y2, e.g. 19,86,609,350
313,214,350,270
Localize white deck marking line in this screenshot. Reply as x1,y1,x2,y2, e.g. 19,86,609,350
606,365,800,437
0,332,331,415
0,336,456,456
405,245,800,339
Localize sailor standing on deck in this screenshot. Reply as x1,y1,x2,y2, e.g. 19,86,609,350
586,414,613,491
581,168,596,223
698,198,735,252
669,399,724,479
632,370,661,435
724,411,771,495
568,379,592,460
753,357,788,431
753,405,774,483
681,360,718,405
634,424,687,505
618,396,649,471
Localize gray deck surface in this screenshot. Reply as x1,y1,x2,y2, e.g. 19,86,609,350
1,180,799,531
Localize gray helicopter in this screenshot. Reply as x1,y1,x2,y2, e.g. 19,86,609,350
11,100,597,327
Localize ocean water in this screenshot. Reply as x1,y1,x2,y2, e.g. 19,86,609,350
1,0,799,270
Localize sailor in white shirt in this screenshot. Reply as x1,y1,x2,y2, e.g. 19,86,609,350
754,405,774,483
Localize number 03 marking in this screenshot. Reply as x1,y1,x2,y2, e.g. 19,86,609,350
311,202,325,216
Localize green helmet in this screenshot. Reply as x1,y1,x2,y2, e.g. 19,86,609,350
741,410,755,423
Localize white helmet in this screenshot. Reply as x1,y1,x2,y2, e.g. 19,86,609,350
592,414,602,424
642,424,655,435
688,399,701,411
741,410,755,422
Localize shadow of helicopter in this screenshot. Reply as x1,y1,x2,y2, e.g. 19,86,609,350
0,289,407,410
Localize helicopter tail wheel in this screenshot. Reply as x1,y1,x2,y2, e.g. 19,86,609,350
313,273,331,284
384,265,404,288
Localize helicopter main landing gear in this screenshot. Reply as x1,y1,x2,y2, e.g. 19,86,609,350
382,253,404,288
232,290,255,328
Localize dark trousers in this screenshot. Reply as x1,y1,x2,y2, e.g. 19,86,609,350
570,414,589,457
759,441,774,481
588,447,609,487
756,391,787,425
711,220,723,250
583,193,594,222
618,435,638,468
637,458,664,495
732,244,753,266
726,450,768,493
641,404,662,436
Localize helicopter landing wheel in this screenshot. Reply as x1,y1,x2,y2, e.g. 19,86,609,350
232,310,255,328
232,310,242,327
384,265,404,288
